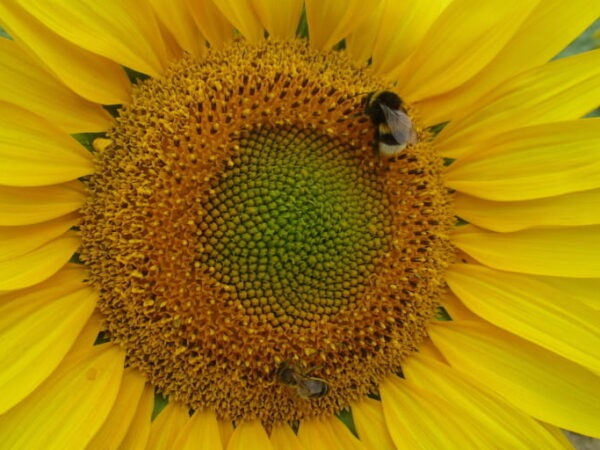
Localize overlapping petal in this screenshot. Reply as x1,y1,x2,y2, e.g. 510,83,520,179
351,398,395,450
435,49,600,158
305,0,383,50
0,38,111,133
119,385,155,450
87,369,147,449
173,410,223,450
447,263,600,373
0,181,85,226
252,0,304,40
18,0,171,77
298,416,365,450
227,420,274,450
0,265,95,414
210,0,264,43
0,343,125,449
0,1,131,105
418,0,600,125
0,230,80,290
431,321,600,437
147,403,191,450
452,225,600,278
454,189,600,232
397,0,539,101
445,119,600,201
186,0,235,49
150,0,206,57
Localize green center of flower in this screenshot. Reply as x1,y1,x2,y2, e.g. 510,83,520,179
80,39,453,426
201,126,391,326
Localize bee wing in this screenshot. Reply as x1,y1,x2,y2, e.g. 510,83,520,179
380,103,418,145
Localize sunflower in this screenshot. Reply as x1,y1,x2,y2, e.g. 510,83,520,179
0,0,599,448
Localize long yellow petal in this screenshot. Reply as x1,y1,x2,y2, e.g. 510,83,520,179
452,225,600,278
210,0,264,43
0,181,85,226
533,276,600,310
430,320,600,437
270,424,304,450
0,213,79,262
0,230,80,290
418,0,600,125
173,410,223,450
186,0,235,49
0,343,125,449
397,0,538,101
0,39,111,133
149,0,206,57
251,0,303,40
454,189,600,232
305,0,384,50
20,0,170,77
435,49,600,158
368,0,450,78
380,375,477,449
298,416,365,450
0,1,131,105
87,369,146,450
0,102,94,187
351,398,395,450
445,119,600,201
404,354,572,449
227,420,274,450
447,264,600,373
0,265,95,414
119,384,155,450
344,1,386,65
69,312,105,354
147,403,191,450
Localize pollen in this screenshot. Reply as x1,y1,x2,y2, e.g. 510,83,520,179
80,40,453,426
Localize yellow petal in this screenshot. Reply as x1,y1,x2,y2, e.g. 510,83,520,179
454,189,600,232
227,420,274,450
70,312,105,354
344,1,386,65
0,38,111,133
418,0,600,126
445,119,600,201
270,424,304,450
219,419,235,449
87,369,147,450
0,265,95,414
251,0,303,40
147,403,191,450
186,0,235,49
380,375,476,449
351,398,395,450
452,225,600,278
0,1,131,105
0,181,85,226
542,423,576,450
0,230,80,290
0,102,94,187
367,0,450,78
20,0,170,77
0,213,79,262
298,416,365,450
435,49,600,158
119,384,155,450
397,0,537,101
150,0,206,57
305,0,384,50
210,0,264,43
533,276,600,310
0,343,125,449
430,320,600,437
174,410,223,450
404,354,572,449
447,263,600,373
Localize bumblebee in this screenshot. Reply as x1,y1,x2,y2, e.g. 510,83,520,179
365,91,418,157
276,362,329,399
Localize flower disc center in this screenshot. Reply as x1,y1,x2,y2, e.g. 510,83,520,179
80,40,453,426
201,125,391,327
